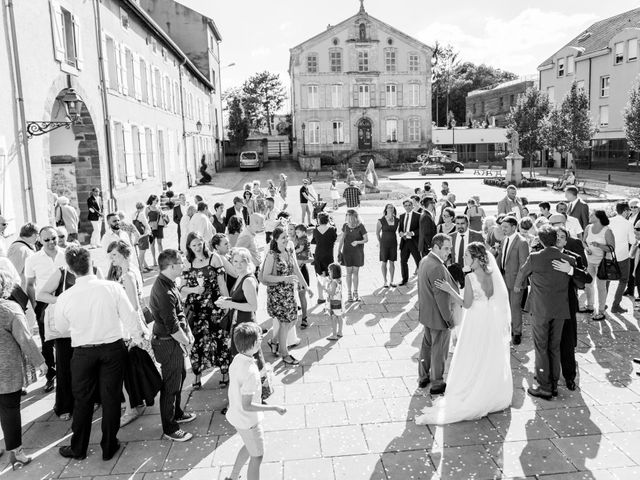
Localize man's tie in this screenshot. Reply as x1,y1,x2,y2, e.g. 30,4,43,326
405,212,410,234
502,237,510,271
457,234,465,266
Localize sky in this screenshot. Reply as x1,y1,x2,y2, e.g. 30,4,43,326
179,0,638,93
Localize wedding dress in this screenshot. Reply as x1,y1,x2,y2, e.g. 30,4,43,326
415,254,513,425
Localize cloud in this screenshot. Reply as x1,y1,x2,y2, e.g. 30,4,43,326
250,46,272,57
417,8,598,75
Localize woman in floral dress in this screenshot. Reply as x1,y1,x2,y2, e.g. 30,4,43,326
182,231,230,389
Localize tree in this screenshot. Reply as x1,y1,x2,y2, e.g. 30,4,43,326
431,42,459,126
227,97,249,147
241,71,286,135
540,106,569,164
506,87,550,171
560,83,592,166
624,77,640,164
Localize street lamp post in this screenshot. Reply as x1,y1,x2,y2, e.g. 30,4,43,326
26,88,82,138
301,122,306,155
451,119,456,160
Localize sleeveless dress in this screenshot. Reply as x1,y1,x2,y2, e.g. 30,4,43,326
415,272,513,425
342,223,367,267
379,216,399,262
183,257,230,376
266,251,297,323
312,226,337,275
584,225,609,265
229,274,265,372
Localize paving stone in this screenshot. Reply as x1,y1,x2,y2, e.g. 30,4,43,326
284,382,333,404
594,403,640,431
218,462,280,480
486,439,577,477
117,414,165,442
337,361,383,380
579,383,640,405
363,421,434,453
21,419,71,448
331,379,372,401
429,444,501,480
60,444,124,477
334,335,377,349
538,407,621,437
143,468,218,479
383,396,425,422
606,466,640,479
210,434,245,466
112,440,171,474
606,432,640,463
367,377,410,398
163,436,217,470
345,399,391,425
429,417,503,447
263,428,322,462
4,446,70,480
208,411,235,436
552,435,636,471
332,454,387,480
319,425,369,457
262,403,306,431
378,358,418,377
306,401,348,428
302,364,339,383
381,450,436,480
314,347,353,364
283,458,335,480
488,411,557,442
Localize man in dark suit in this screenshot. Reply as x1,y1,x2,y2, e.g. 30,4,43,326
437,193,456,224
565,186,589,230
498,216,530,345
554,226,592,391
224,196,250,227
172,194,187,250
549,213,587,266
398,198,421,286
417,233,457,394
515,225,575,400
87,187,103,248
418,196,437,257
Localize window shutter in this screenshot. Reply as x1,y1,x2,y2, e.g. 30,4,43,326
133,54,142,100
370,83,376,107
400,119,406,143
115,43,123,93
72,15,83,69
344,126,350,144
300,85,308,109
380,89,386,107
320,123,326,145
101,34,109,87
139,126,148,179
49,0,65,62
319,85,326,109
123,124,135,183
353,84,359,107
397,84,403,107
120,46,129,95
151,67,157,106
147,65,153,105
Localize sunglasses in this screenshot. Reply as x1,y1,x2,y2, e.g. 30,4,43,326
58,235,65,239
635,228,640,232
0,223,7,226
42,237,56,242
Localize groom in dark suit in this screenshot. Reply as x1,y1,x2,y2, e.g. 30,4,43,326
417,233,458,395
515,225,575,400
398,198,421,285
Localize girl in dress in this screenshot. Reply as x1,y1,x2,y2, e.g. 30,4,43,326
324,263,343,340
329,179,340,210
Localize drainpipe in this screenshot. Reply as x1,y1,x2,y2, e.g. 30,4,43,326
6,0,36,220
178,59,191,187
92,0,116,211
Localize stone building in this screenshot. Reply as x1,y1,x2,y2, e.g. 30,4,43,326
0,0,222,243
538,7,640,170
466,77,536,128
289,2,433,166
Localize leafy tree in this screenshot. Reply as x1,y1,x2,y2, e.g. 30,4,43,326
506,87,550,168
227,97,249,147
431,42,459,126
560,83,592,164
540,106,569,163
241,71,286,135
624,77,640,164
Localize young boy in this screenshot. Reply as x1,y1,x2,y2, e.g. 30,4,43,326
225,323,286,480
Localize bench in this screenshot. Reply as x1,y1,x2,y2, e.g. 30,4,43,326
576,179,608,197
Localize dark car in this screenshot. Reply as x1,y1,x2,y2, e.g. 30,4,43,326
419,162,445,176
431,155,465,173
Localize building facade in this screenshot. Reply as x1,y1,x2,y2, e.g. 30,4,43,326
466,77,535,128
0,0,222,243
289,3,433,165
538,8,640,170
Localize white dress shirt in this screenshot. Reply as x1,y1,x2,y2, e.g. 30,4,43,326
264,207,280,233
54,275,138,347
565,216,583,238
501,232,518,267
608,214,635,261
101,229,132,252
454,230,468,264
24,247,66,293
187,212,215,244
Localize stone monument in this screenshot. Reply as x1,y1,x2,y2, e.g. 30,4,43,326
364,159,380,193
506,129,523,186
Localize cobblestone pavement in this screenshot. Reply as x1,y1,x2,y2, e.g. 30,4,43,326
2,165,640,479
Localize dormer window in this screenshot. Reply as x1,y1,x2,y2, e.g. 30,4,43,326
557,58,565,77
359,23,366,41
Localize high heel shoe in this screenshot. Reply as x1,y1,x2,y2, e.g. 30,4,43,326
9,447,32,470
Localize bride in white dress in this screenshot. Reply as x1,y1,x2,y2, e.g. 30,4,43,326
415,242,513,425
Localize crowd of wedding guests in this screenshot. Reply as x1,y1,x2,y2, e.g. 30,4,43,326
3,175,640,478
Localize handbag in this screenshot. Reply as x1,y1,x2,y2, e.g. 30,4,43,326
44,268,70,341
597,245,621,281
132,212,146,235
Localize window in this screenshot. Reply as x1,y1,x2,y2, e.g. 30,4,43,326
385,119,398,142
211,70,216,93
385,49,396,72
409,54,419,72
174,82,180,113
330,50,342,72
358,50,369,72
557,57,565,77
576,80,585,92
409,84,419,106
614,42,624,64
164,77,172,111
472,103,476,114
145,127,155,177
119,7,129,29
629,39,638,61
307,54,317,73
307,121,320,144
567,55,574,74
308,85,318,108
510,94,515,106
599,105,609,126
139,58,148,102
51,3,82,70
125,48,135,96
358,84,370,107
547,86,555,104
332,121,344,143
386,84,397,107
105,37,118,89
60,9,79,68
600,75,610,97
331,84,342,108
499,96,505,110
481,101,485,114
152,68,161,106
409,118,420,142
131,126,142,179
359,23,366,41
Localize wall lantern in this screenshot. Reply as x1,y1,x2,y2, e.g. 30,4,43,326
26,88,82,138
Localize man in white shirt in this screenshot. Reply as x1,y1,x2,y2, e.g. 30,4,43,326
608,201,636,313
236,213,264,270
556,202,583,240
25,226,66,392
187,202,215,245
263,197,280,244
55,246,140,462
6,222,38,289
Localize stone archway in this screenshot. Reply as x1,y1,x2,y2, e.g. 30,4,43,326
358,118,372,150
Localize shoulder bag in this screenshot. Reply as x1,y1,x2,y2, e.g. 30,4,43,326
597,244,621,281
44,268,70,341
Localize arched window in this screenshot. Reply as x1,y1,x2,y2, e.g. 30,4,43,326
359,23,366,41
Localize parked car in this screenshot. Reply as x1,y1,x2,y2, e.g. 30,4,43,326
418,150,465,173
239,151,264,170
419,162,445,176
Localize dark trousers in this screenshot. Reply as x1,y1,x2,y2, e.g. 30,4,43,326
54,338,74,416
70,340,126,457
176,224,182,250
265,231,273,244
0,390,23,450
627,258,635,295
400,240,420,283
418,327,450,389
560,315,577,383
508,288,524,336
151,338,185,435
612,258,631,307
532,317,565,392
35,302,56,381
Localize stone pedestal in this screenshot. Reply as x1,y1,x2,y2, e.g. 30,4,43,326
505,153,523,186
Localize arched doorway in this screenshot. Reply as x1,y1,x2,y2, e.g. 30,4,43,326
358,118,372,150
48,91,102,243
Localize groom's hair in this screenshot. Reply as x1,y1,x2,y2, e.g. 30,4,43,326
431,233,451,249
537,225,558,248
